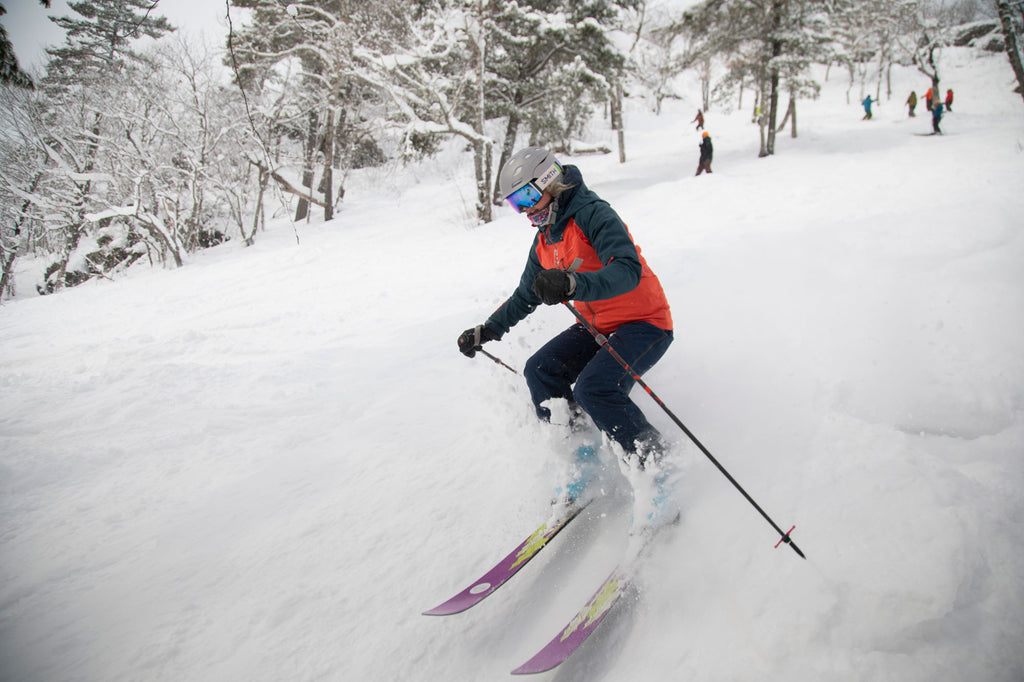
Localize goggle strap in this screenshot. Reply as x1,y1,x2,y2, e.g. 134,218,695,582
534,159,562,191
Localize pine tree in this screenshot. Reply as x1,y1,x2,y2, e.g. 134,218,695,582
485,0,632,201
35,0,174,290
45,0,174,89
0,0,50,88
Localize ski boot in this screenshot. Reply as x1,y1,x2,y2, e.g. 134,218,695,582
625,445,681,537
551,442,603,522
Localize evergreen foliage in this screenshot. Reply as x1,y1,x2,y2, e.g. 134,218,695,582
2,0,1019,299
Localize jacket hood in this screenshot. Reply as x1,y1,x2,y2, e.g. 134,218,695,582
539,164,599,243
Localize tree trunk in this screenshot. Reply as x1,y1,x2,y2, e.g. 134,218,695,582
493,109,521,205
766,59,780,155
700,59,711,111
51,221,85,293
470,0,491,223
996,0,1024,105
322,107,335,222
611,81,626,164
777,94,797,138
765,0,783,157
295,110,319,222
473,139,492,223
332,103,349,212
0,250,15,299
916,38,942,102
244,168,268,247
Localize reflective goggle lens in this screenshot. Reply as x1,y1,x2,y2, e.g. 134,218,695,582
506,183,544,213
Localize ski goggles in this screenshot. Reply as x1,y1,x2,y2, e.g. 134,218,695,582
505,159,563,213
505,182,545,213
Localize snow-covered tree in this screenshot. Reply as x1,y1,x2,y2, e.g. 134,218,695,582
485,0,633,201
821,0,931,113
227,0,407,223
896,0,971,101
365,0,500,221
631,13,685,114
28,0,175,291
0,85,47,297
995,0,1024,104
0,3,273,298
684,0,899,155
683,0,828,156
228,0,632,223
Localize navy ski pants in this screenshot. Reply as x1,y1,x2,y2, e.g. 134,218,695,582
524,321,673,455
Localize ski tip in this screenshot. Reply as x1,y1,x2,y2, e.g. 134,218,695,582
422,605,460,616
510,659,558,676
422,601,468,616
422,581,495,616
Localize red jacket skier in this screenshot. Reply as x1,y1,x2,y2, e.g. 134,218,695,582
457,147,677,528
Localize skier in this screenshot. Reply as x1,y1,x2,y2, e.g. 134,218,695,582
925,87,934,112
862,95,875,120
696,131,713,176
906,90,918,117
945,89,954,112
692,108,704,131
932,99,944,134
457,147,677,527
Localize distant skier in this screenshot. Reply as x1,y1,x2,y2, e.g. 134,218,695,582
925,87,934,112
932,100,944,134
457,146,678,528
692,109,704,131
906,90,917,117
945,89,954,112
862,95,875,120
696,131,713,176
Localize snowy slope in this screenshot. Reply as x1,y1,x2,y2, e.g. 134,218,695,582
2,49,1023,682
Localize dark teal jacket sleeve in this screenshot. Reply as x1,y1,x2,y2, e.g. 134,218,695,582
484,241,543,337
569,201,642,302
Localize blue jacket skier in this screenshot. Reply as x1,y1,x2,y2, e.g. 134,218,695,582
862,95,875,120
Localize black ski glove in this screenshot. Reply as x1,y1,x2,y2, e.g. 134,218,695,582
458,324,500,358
531,269,577,305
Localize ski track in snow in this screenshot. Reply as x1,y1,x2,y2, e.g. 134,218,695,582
2,50,1024,682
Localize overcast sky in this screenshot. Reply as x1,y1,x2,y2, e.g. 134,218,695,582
3,0,232,71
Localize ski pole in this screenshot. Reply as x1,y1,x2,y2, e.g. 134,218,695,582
477,348,518,375
561,302,805,559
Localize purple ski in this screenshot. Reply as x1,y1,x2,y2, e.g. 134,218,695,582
423,505,587,616
510,533,655,675
510,565,630,675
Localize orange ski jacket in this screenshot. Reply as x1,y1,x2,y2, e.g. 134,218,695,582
486,165,672,336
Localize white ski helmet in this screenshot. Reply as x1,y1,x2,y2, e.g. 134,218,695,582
498,147,563,200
